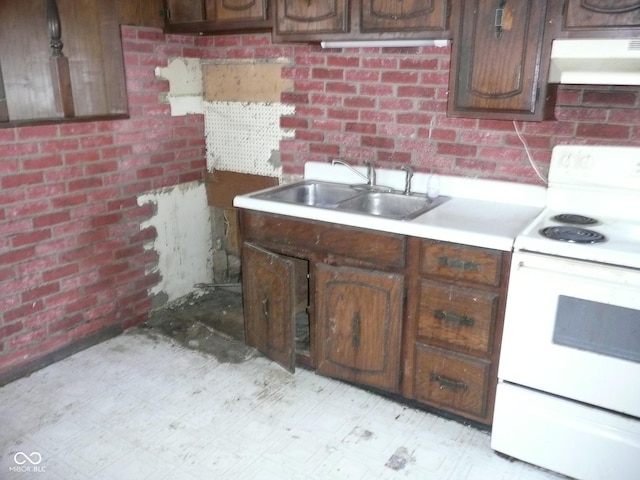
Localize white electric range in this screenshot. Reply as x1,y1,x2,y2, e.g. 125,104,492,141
492,145,640,480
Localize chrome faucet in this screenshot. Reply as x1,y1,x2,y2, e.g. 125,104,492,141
401,165,413,195
331,159,376,186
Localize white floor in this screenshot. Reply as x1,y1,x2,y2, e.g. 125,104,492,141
0,331,563,479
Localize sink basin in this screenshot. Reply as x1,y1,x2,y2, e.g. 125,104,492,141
252,180,450,220
336,192,449,220
255,181,360,207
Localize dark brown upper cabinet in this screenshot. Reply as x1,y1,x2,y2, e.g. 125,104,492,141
163,0,272,34
117,0,165,28
0,0,128,127
273,0,450,42
558,0,640,37
447,0,557,121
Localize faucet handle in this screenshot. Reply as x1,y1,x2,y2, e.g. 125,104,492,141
363,161,376,186
401,165,414,195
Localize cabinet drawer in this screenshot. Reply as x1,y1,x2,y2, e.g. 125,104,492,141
420,240,502,286
414,345,490,420
418,280,497,357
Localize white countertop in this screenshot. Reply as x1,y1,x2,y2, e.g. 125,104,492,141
233,162,547,252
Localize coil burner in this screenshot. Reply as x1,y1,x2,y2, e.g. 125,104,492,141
551,213,599,225
540,226,606,244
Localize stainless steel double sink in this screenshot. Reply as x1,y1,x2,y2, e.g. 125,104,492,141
252,180,450,220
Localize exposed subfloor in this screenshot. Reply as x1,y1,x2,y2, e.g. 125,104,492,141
0,287,563,479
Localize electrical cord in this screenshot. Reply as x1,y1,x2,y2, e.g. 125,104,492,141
513,120,548,184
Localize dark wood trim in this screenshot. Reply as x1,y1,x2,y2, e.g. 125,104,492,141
0,113,129,129
0,62,8,122
0,324,123,387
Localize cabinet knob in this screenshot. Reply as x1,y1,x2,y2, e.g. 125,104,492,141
430,373,468,390
434,309,475,326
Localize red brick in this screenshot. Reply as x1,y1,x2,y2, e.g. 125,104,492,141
327,108,358,120
0,322,23,339
51,193,87,208
39,138,80,153
91,213,123,228
22,155,63,170
396,112,432,124
576,123,631,139
309,143,340,155
1,172,44,189
11,229,52,248
583,89,638,106
280,117,308,129
381,71,418,83
0,142,38,157
345,70,379,82
359,84,393,96
397,86,436,98
327,55,360,67
361,136,394,149
311,67,344,80
64,150,101,164
21,282,60,303
59,122,98,136
0,246,36,266
437,142,478,157
324,82,356,95
362,57,398,69
345,123,377,135
42,264,79,283
3,300,45,323
343,97,375,109
69,177,103,191
16,125,58,140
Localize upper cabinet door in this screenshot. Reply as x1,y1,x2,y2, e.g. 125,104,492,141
448,0,555,121
360,0,449,33
0,0,128,125
274,0,349,37
560,0,640,36
207,0,269,23
165,0,205,23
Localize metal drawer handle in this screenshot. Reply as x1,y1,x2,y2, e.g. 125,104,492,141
351,311,361,347
434,309,475,326
437,256,479,271
261,294,269,322
430,373,468,390
495,0,507,39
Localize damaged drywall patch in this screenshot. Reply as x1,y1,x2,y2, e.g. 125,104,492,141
155,58,204,116
137,181,213,305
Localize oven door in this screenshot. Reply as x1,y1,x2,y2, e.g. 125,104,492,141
499,251,640,417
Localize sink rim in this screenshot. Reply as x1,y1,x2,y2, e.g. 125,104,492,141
252,180,449,220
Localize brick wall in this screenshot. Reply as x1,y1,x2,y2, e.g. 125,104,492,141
278,42,640,183
2,28,639,380
0,26,205,380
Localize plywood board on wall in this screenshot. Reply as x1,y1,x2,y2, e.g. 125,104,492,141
203,63,292,103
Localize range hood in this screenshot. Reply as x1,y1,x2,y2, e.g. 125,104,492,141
549,38,640,85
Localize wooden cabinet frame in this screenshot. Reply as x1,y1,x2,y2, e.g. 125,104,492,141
239,209,509,425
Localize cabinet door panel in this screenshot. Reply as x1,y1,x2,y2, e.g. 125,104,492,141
166,0,205,23
563,0,640,30
208,0,269,22
361,0,448,32
276,0,349,35
448,0,551,119
242,242,296,372
316,264,403,392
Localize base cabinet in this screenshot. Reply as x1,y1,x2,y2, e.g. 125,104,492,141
239,210,508,425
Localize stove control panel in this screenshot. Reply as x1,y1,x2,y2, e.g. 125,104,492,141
550,146,640,189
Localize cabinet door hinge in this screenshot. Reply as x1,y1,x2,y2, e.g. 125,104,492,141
160,8,171,19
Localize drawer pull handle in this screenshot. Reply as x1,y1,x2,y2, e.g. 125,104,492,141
351,311,361,347
434,309,475,326
430,373,468,390
437,256,479,271
261,294,269,322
